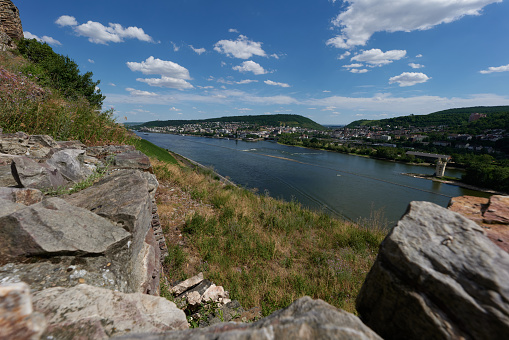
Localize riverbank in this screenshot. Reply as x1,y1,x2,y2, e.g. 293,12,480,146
402,173,507,195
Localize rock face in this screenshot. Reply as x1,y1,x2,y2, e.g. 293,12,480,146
32,284,188,339
0,0,23,50
115,296,382,340
356,201,509,340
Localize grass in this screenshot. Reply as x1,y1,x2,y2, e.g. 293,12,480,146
131,138,178,164
152,158,386,316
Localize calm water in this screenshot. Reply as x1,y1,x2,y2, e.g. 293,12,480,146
138,132,489,225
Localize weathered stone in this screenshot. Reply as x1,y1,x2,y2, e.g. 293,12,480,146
0,282,46,340
115,296,382,340
0,132,29,155
202,284,228,303
0,197,130,259
114,150,151,170
0,198,25,217
46,148,94,182
171,272,204,295
56,140,87,149
0,0,23,42
141,171,159,200
33,284,188,339
0,187,43,205
65,169,156,293
447,195,489,224
0,164,17,186
86,145,136,158
356,201,509,340
484,195,509,225
137,227,161,295
11,156,67,189
26,134,59,159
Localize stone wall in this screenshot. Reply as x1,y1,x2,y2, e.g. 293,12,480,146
0,0,23,50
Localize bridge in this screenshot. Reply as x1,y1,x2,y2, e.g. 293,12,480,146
405,151,451,177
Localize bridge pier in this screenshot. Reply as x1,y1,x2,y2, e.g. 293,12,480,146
435,158,447,177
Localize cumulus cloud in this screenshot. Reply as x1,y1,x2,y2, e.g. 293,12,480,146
232,61,268,75
189,45,206,55
126,87,158,96
409,63,424,69
88,59,95,64
479,64,509,74
214,35,266,59
264,80,291,88
229,28,239,33
23,31,61,46
350,69,369,74
351,49,406,66
127,56,193,90
389,72,430,87
339,51,351,60
343,63,364,68
327,0,502,49
55,15,154,44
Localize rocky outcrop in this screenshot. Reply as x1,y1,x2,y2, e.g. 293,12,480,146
448,194,509,252
356,201,509,340
0,0,23,50
116,296,382,340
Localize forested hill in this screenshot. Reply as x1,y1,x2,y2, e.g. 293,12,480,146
136,114,325,130
346,106,509,131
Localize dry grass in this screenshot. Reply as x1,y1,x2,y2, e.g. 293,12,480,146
152,159,386,316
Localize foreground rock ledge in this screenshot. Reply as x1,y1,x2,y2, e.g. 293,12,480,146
114,296,382,340
356,201,509,340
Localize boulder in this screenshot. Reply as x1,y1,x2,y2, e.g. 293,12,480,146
170,272,204,295
114,296,382,340
114,150,152,171
356,201,509,340
11,156,67,189
0,187,43,205
0,164,17,186
0,282,46,340
0,197,131,259
32,284,188,339
46,148,94,182
484,195,509,225
0,198,25,217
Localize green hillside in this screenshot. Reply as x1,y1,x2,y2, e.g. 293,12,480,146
346,106,509,129
138,114,325,130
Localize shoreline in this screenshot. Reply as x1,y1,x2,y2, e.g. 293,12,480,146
402,173,506,195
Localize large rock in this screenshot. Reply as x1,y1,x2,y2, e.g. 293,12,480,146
0,197,130,259
46,148,94,182
484,195,509,225
0,187,43,205
0,0,23,41
115,296,382,340
32,284,188,340
11,156,67,189
66,169,159,294
356,201,509,340
114,150,152,171
0,282,46,340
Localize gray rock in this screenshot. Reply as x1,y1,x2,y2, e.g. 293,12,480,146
0,164,17,186
46,148,94,182
114,150,151,170
0,198,26,217
0,131,29,155
141,171,159,200
0,187,43,205
26,135,59,159
33,284,188,339
0,282,47,340
0,197,130,259
115,296,381,340
171,272,204,295
11,156,67,189
356,201,509,340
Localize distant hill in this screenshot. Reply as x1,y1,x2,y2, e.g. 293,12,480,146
346,106,509,130
137,114,325,130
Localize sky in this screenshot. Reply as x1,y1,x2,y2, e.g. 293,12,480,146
16,0,509,125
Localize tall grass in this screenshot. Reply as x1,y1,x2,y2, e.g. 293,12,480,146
153,159,386,316
0,52,131,146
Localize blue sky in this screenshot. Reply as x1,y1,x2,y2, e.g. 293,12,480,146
17,0,509,125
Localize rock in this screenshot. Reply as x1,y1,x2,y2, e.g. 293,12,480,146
115,296,382,340
484,195,509,225
0,131,29,155
0,0,24,42
0,164,17,186
0,197,131,259
356,201,509,340
141,171,159,200
447,195,489,224
0,187,43,205
32,284,188,339
114,150,152,171
26,135,59,159
46,148,94,182
11,156,68,189
0,198,25,217
171,272,204,295
202,284,227,303
0,282,46,340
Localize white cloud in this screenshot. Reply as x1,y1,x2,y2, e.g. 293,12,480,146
479,64,509,74
229,28,239,33
169,107,180,111
264,80,291,88
127,56,193,90
351,49,406,66
55,15,78,27
170,41,180,52
232,60,268,75
88,59,95,64
389,72,430,87
327,0,502,49
23,31,61,46
339,51,351,60
108,83,116,87
350,69,369,74
126,87,158,96
343,63,364,68
189,45,206,55
214,35,266,59
409,63,424,69
416,54,423,58
56,15,154,44
217,78,259,85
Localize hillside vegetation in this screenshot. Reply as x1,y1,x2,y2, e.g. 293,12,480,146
347,106,509,131
137,114,325,131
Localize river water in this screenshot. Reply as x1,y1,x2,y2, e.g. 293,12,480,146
138,132,489,225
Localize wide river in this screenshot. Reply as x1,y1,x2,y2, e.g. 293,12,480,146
138,132,489,225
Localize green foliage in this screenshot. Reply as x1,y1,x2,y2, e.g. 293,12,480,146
131,139,178,164
16,38,105,108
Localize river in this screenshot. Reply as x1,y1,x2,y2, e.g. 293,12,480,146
137,132,489,225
